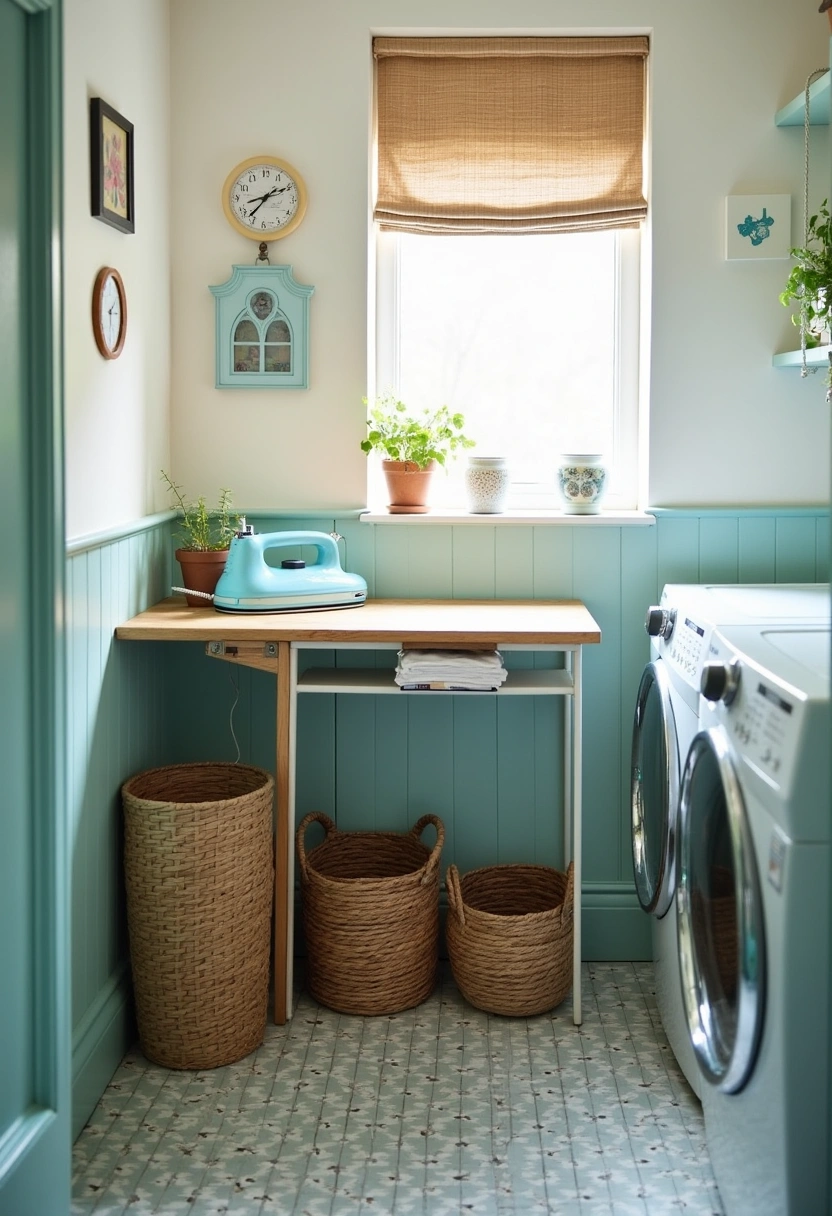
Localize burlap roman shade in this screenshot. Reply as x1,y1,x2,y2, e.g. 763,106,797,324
373,36,648,235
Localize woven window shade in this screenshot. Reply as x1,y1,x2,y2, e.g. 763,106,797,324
373,36,648,235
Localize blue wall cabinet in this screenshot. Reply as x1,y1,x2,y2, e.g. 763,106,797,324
210,264,314,389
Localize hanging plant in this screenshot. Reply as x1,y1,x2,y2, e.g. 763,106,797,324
779,200,832,355
780,65,832,391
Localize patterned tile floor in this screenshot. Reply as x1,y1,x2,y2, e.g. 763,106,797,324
72,963,723,1216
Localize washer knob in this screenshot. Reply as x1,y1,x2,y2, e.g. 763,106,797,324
701,658,741,705
645,606,676,639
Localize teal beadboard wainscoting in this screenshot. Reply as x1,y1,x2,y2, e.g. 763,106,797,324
66,515,175,1138
67,506,829,1137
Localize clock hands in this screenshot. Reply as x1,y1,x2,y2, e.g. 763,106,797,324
245,183,293,220
106,302,119,342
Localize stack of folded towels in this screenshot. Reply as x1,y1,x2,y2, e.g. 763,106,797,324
395,649,508,691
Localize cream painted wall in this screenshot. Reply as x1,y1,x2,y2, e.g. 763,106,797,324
166,0,830,511
63,0,171,540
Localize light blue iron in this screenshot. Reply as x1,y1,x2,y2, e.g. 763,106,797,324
212,529,367,613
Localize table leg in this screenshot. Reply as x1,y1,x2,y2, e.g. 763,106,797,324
572,646,583,1026
273,640,292,1023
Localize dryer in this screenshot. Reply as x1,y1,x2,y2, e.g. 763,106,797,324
631,583,830,1098
678,623,830,1216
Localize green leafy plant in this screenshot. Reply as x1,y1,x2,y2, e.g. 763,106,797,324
360,393,474,469
780,200,832,352
161,470,238,551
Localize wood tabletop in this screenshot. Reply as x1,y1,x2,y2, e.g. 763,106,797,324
116,597,602,647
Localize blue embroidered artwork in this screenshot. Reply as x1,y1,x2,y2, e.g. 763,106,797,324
737,207,775,247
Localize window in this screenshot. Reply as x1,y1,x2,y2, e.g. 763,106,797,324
371,35,648,511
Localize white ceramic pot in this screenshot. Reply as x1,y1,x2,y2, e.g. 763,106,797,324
556,453,608,515
464,456,510,514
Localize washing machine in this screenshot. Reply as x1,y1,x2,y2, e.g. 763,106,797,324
677,622,830,1216
631,583,830,1098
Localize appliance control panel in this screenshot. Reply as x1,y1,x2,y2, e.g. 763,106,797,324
705,639,802,796
660,612,711,687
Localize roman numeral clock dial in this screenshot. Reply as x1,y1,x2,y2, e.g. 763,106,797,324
222,156,308,241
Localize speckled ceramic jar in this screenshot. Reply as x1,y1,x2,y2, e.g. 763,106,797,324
464,456,510,514
556,453,608,514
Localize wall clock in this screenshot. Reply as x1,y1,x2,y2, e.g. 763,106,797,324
222,155,308,241
92,266,127,359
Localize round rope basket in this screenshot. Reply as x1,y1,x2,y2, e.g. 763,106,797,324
121,762,274,1069
446,861,574,1017
296,811,444,1016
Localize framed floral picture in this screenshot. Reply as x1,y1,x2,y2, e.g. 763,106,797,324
89,98,134,234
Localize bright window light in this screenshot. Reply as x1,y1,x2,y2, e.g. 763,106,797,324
374,228,641,510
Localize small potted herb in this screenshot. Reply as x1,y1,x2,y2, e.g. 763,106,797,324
161,471,239,605
780,199,832,378
360,393,474,513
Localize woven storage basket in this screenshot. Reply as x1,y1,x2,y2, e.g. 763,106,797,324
121,762,274,1069
297,811,444,1016
446,861,574,1017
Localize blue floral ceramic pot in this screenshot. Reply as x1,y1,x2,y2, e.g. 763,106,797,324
556,453,608,514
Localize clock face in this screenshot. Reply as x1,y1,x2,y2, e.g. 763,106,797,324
222,157,307,241
92,267,126,359
100,275,121,350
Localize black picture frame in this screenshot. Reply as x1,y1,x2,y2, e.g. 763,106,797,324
89,97,134,234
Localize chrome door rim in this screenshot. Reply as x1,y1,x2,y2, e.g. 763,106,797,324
677,725,766,1093
630,660,680,917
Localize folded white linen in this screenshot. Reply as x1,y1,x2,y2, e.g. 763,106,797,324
396,649,507,674
396,681,500,691
395,672,507,687
395,648,508,689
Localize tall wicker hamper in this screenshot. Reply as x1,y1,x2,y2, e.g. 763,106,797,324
445,861,574,1017
121,762,274,1069
296,811,444,1015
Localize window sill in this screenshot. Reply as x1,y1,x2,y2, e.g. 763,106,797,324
359,508,655,526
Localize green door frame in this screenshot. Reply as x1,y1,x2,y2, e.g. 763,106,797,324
0,0,68,1212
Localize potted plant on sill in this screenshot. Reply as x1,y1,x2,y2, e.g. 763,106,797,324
780,199,832,383
360,393,474,513
161,471,239,605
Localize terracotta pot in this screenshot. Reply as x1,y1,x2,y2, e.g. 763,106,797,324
381,459,437,514
175,548,229,606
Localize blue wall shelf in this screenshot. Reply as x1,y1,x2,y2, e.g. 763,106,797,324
772,346,831,369
775,69,830,127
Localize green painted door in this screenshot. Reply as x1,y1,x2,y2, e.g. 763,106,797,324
0,1,69,1213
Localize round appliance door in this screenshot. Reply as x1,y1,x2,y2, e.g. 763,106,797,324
677,726,765,1093
630,660,680,917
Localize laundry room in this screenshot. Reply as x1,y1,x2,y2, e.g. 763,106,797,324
2,0,830,1214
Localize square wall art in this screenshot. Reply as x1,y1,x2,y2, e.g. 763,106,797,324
90,97,135,234
725,194,791,260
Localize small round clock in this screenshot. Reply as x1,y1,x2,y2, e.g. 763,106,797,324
92,267,127,359
222,155,307,241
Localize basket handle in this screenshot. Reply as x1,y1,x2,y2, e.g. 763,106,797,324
296,811,337,880
445,863,465,926
410,814,446,886
562,860,575,922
